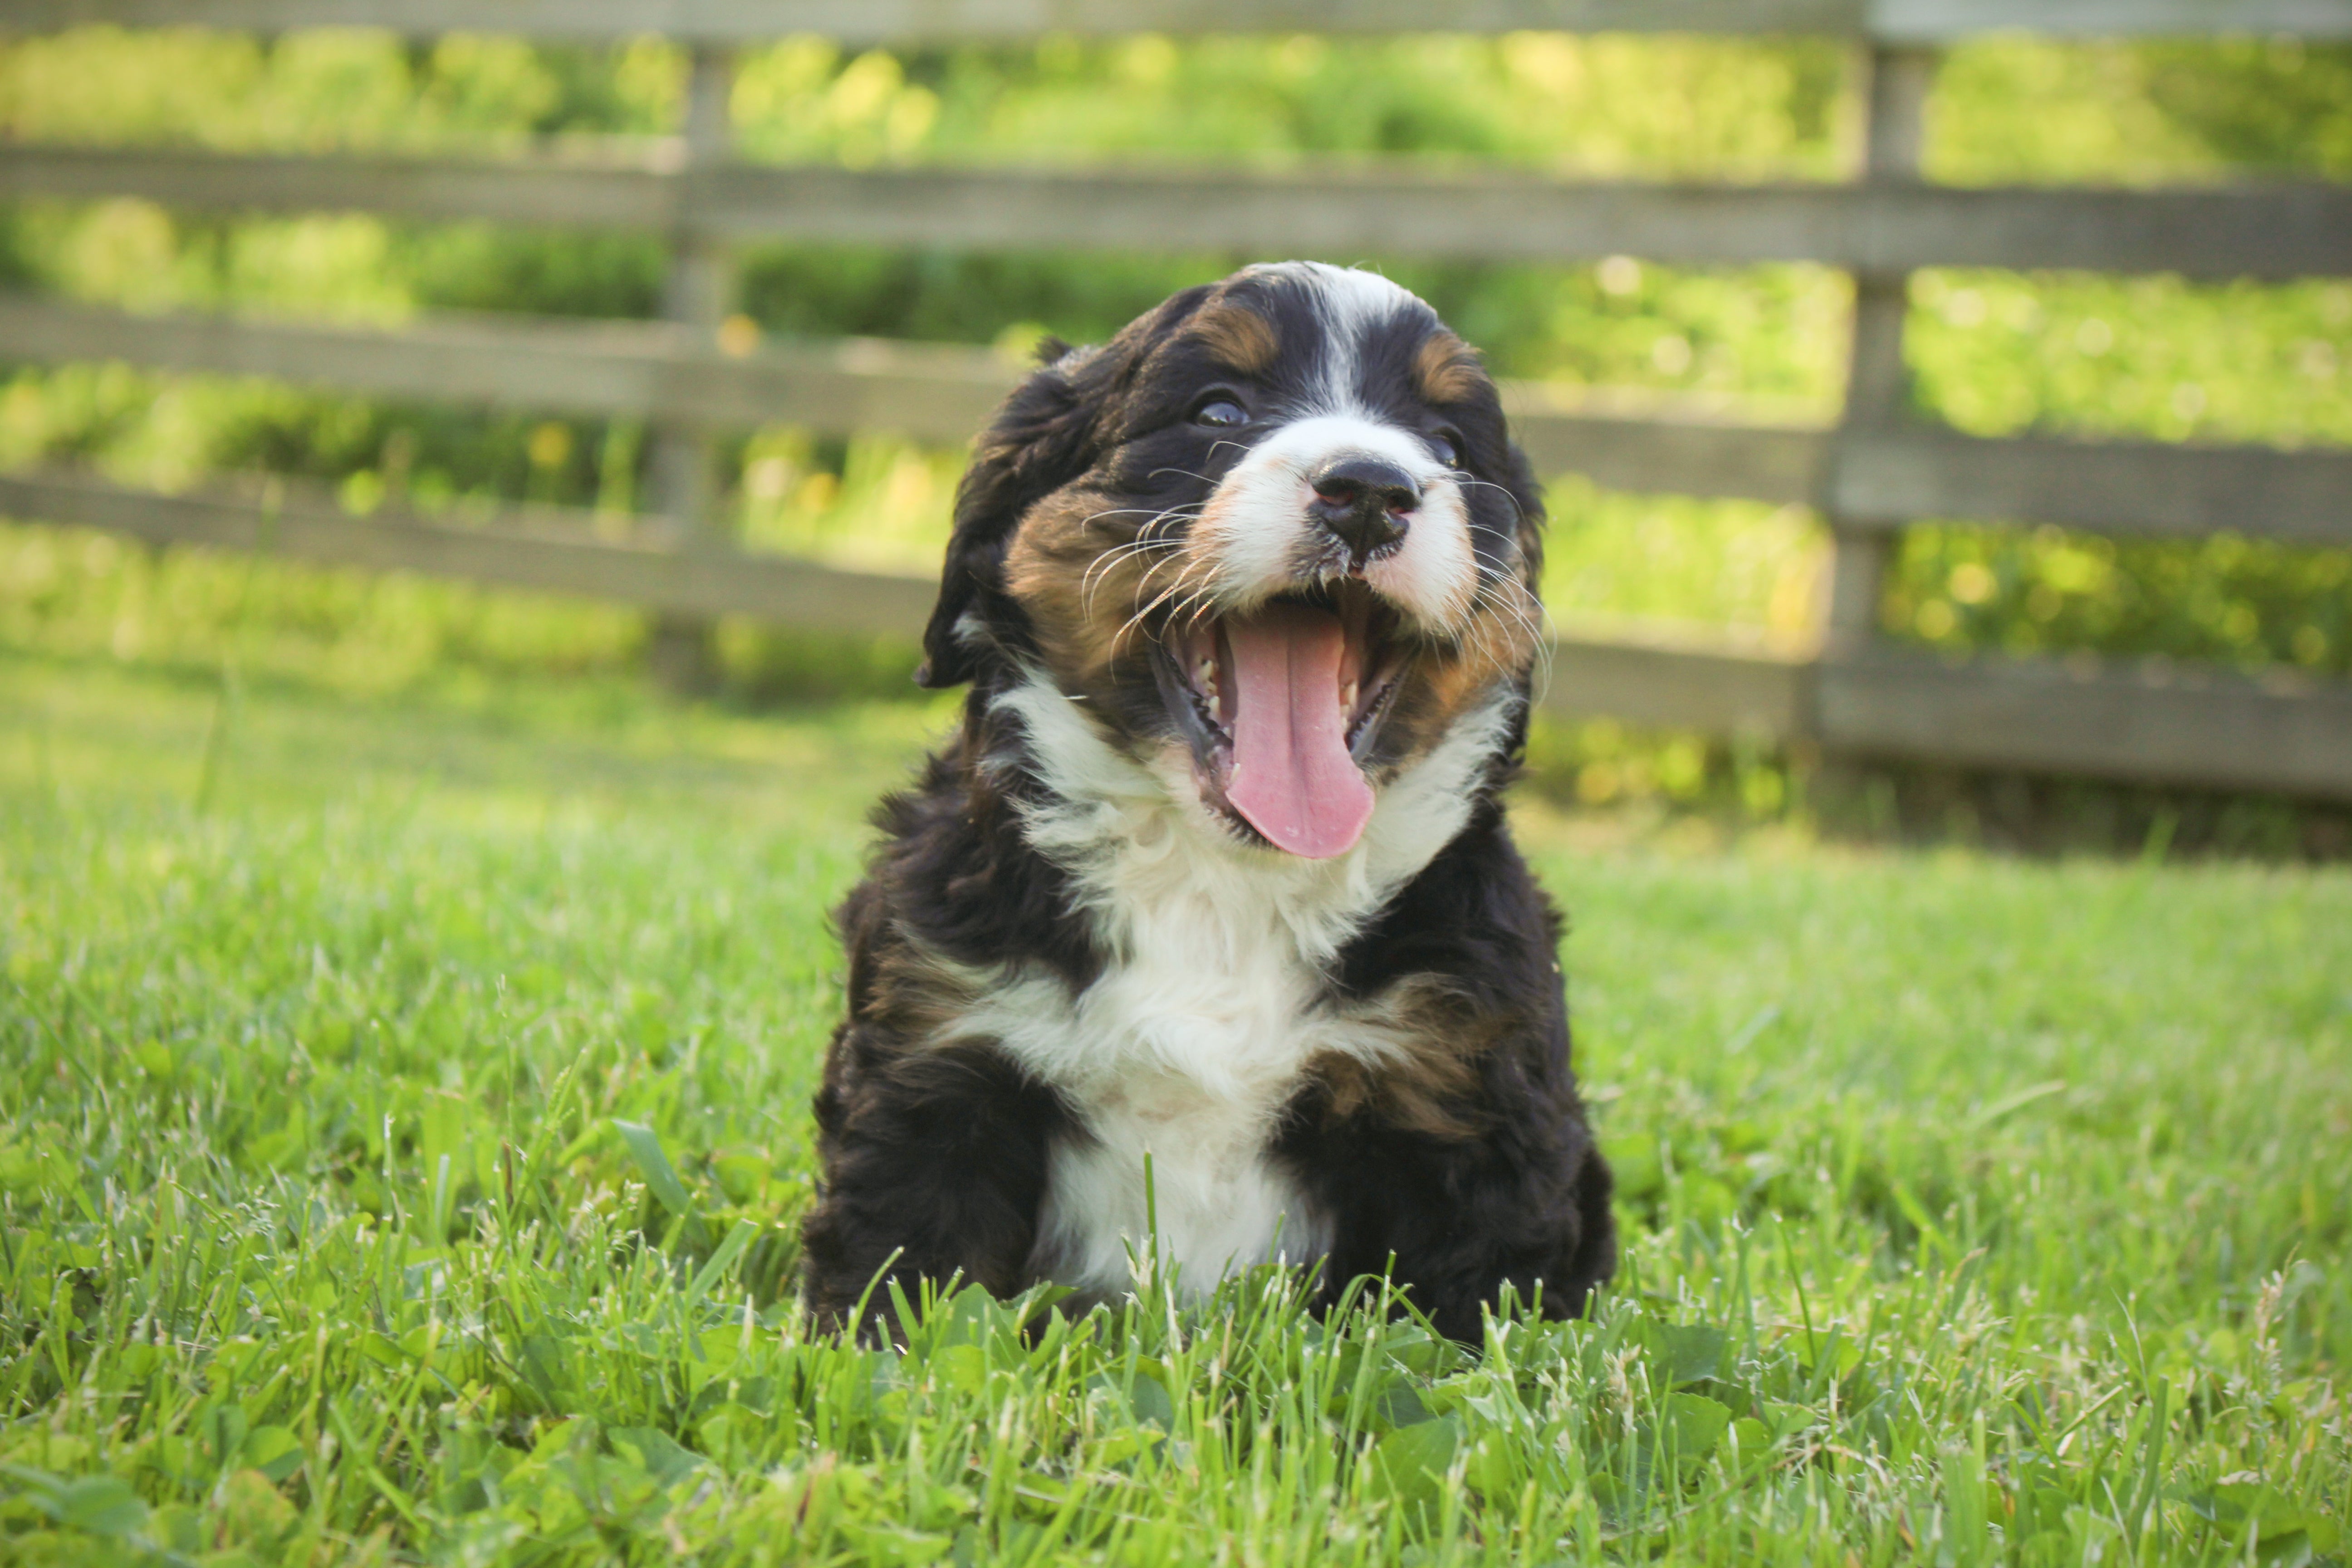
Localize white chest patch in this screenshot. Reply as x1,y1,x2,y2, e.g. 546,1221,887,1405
937,673,1514,1300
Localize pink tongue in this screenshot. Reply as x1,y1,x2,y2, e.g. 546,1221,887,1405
1223,605,1374,859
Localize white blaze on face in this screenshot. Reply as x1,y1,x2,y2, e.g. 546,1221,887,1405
1181,264,1483,634
1097,264,1525,861
1291,261,1415,400
1189,413,1479,632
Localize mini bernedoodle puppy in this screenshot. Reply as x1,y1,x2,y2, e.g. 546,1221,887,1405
800,262,1614,1343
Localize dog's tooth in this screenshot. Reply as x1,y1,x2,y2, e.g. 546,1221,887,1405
1340,679,1358,712
1197,655,1216,692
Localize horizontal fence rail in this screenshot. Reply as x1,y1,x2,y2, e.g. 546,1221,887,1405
10,146,2351,281
7,471,1804,723
1818,651,2352,799
7,294,2346,545
10,0,2352,41
0,470,944,635
1828,431,2352,546
5,1,2351,804
13,464,2348,798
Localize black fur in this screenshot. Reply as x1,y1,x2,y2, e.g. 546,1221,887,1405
915,286,1214,690
803,265,1614,1341
1285,799,1616,1343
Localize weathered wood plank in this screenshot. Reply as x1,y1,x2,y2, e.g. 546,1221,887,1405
0,294,1825,502
1832,428,2352,546
1818,649,2352,800
1504,387,1827,506
1847,180,2352,280
0,294,677,421
1873,0,2352,41
8,295,2343,535
0,0,1857,43
0,471,943,634
639,42,737,686
0,145,676,229
1821,40,1931,661
10,469,2348,798
10,0,2348,39
11,146,2349,280
1541,623,1810,740
0,468,1821,737
693,165,2352,280
0,293,1018,441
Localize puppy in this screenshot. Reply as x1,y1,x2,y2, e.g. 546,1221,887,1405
800,262,1613,1343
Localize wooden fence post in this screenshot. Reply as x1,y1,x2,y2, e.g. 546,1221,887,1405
1822,43,1936,659
644,43,734,693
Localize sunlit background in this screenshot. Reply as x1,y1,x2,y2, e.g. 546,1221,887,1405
2,29,2347,834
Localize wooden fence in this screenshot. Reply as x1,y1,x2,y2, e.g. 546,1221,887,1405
4,0,2351,799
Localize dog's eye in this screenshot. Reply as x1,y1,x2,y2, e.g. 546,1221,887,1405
1193,398,1248,429
1431,431,1465,469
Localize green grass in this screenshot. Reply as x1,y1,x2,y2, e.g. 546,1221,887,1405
2,652,2348,1564
2,47,2345,1564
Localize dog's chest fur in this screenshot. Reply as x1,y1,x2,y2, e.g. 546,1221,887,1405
970,848,1348,1295
943,678,1506,1297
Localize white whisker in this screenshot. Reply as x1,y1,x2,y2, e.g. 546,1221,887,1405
1451,474,1530,529
1114,552,1225,654
1080,531,1190,613
1078,506,1203,616
1146,466,1228,488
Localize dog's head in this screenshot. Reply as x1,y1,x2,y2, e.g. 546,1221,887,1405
923,262,1545,861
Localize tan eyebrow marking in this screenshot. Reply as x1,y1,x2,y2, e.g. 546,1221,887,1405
1187,301,1279,377
1414,329,1486,404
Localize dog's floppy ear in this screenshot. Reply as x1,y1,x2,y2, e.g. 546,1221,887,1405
916,291,1213,689
916,343,1100,688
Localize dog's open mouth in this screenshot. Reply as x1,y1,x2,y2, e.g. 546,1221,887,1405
1151,581,1408,858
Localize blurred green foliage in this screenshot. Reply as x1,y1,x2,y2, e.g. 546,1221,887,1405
0,26,2347,759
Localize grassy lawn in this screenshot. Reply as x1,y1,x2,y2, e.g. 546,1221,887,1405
2,651,2347,1565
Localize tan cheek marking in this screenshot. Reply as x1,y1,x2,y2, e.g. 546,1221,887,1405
1004,490,1203,688
1462,573,1545,680
1370,584,1541,769
1412,651,1511,739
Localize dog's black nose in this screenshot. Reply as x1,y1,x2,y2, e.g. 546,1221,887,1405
1308,455,1417,564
